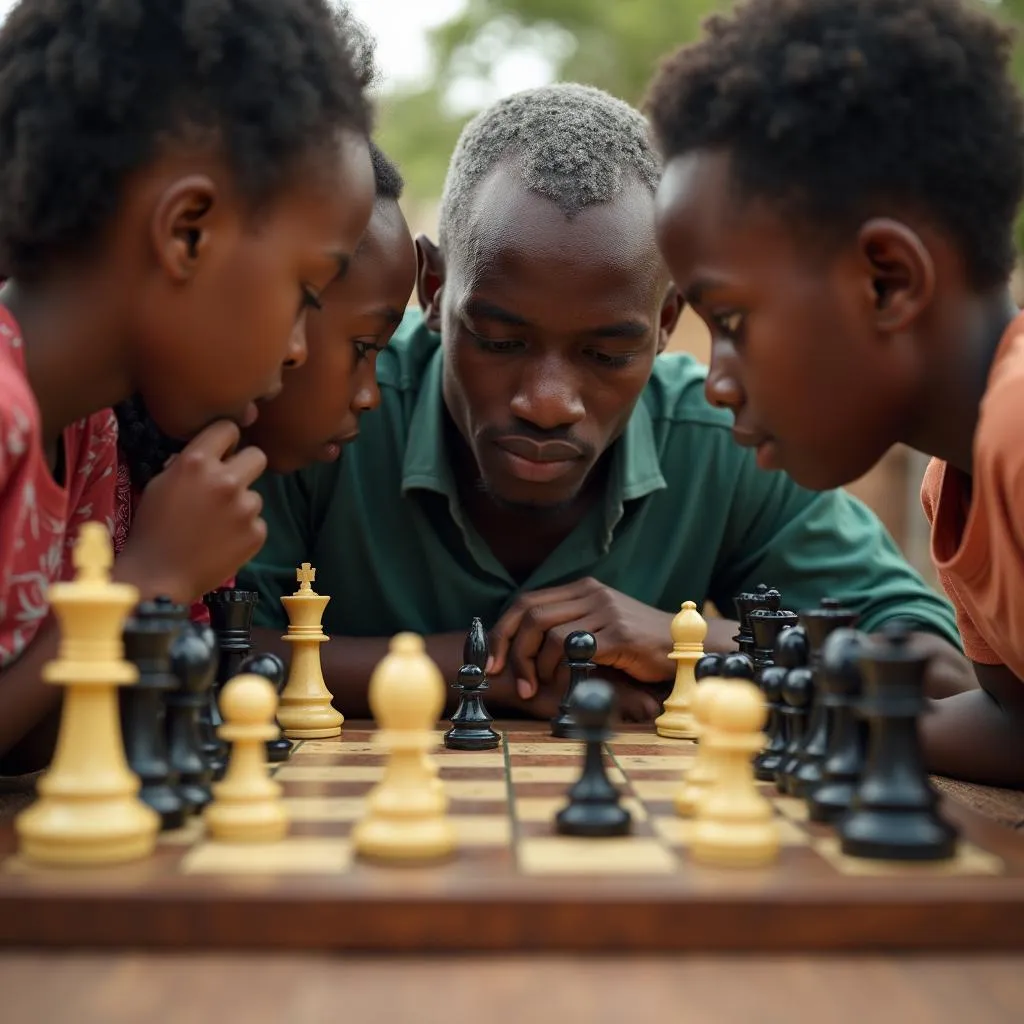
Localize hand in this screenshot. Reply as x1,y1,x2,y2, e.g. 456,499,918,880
116,421,267,603
487,578,675,700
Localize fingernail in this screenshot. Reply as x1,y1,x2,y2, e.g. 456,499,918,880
517,678,532,700
485,656,495,673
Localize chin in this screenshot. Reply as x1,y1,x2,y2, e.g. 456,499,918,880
784,450,884,493
480,478,580,515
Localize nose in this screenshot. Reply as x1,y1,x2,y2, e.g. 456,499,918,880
283,313,309,369
509,354,585,430
704,341,744,411
351,358,381,414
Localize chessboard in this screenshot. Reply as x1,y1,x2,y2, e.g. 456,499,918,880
1,720,1023,953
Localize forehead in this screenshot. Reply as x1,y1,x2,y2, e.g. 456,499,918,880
452,162,664,316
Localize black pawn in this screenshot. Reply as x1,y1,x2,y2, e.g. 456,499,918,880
191,622,226,775
167,622,217,813
808,628,869,823
446,618,500,750
121,598,187,830
839,622,959,861
239,652,291,763
752,624,806,781
733,583,771,660
719,652,755,680
694,653,724,681
463,616,488,671
749,590,799,678
551,631,597,738
555,679,631,837
777,665,813,794
793,599,860,799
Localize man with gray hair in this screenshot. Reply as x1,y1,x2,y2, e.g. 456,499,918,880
241,83,968,718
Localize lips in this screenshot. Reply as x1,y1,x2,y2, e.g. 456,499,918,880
495,436,584,463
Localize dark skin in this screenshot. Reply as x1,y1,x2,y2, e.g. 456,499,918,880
655,149,1023,786
0,133,376,765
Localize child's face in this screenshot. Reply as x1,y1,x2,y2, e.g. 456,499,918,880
244,198,416,472
655,149,911,491
133,132,376,440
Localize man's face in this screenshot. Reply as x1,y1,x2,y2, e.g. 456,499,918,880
654,150,913,491
435,164,676,511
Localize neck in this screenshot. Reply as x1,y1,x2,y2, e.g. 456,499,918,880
3,272,130,447
903,285,1017,474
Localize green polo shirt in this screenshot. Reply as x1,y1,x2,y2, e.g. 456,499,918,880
240,310,959,647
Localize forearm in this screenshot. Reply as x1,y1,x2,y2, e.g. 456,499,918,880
250,627,526,719
704,618,740,653
921,688,1024,788
912,632,977,699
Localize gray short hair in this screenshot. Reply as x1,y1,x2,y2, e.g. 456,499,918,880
438,83,661,260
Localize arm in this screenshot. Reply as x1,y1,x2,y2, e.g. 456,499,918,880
922,662,1024,787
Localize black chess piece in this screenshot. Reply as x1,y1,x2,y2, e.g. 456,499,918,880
839,622,959,861
202,588,259,778
755,625,808,781
792,599,860,799
239,652,291,763
694,653,724,681
808,628,869,823
551,631,596,738
166,621,217,814
446,618,500,750
733,583,771,660
719,652,755,679
777,665,813,795
121,598,187,830
749,590,799,678
555,678,631,837
192,622,227,775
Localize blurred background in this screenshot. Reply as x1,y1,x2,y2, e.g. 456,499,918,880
3,0,1023,581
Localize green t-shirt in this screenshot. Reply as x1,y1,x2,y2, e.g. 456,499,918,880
240,310,959,647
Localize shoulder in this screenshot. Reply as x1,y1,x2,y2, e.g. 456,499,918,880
642,352,735,433
0,308,38,482
977,320,1024,486
375,308,440,393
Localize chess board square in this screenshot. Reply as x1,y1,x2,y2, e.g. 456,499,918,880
182,837,351,874
813,836,1004,876
773,796,809,822
454,815,512,845
445,780,508,801
614,755,693,772
519,836,677,875
436,753,506,769
158,818,205,846
512,765,626,785
653,815,808,847
631,779,681,801
609,733,693,749
515,796,647,823
284,796,363,822
297,740,376,755
508,743,583,757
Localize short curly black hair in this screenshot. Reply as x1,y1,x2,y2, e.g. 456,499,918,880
646,0,1024,289
370,143,404,202
0,0,373,280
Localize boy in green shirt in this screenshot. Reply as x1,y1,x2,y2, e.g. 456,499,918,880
241,84,969,720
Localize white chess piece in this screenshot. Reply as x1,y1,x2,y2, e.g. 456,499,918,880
656,601,706,739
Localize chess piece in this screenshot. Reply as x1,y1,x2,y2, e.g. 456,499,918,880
733,583,770,660
239,652,292,763
695,653,724,681
551,631,596,738
792,599,859,799
749,590,798,677
191,621,225,773
839,623,959,861
691,680,780,868
121,598,187,830
16,524,159,865
808,628,869,823
353,633,456,862
719,652,755,679
202,588,259,777
674,675,731,817
277,563,343,738
446,619,500,750
204,674,289,842
656,601,707,739
556,679,631,836
755,626,808,782
776,664,813,795
167,622,217,813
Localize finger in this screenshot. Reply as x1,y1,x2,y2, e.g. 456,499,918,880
223,444,268,486
535,613,599,689
179,419,242,458
508,598,593,700
487,580,596,674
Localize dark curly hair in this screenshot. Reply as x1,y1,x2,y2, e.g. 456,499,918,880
0,0,373,280
646,0,1024,289
116,138,407,488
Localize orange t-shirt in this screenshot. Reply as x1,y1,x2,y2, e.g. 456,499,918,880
921,311,1024,680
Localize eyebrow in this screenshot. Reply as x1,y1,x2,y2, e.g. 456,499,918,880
683,276,732,306
588,321,650,340
374,305,405,327
332,252,352,281
465,298,530,328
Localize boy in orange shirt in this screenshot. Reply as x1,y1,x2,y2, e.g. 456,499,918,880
0,0,376,771
648,0,1024,786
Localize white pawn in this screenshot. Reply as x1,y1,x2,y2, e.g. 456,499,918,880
204,674,289,843
673,676,729,817
354,633,456,862
656,601,706,739
691,679,780,868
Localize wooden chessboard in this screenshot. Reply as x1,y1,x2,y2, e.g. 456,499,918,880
1,720,1023,953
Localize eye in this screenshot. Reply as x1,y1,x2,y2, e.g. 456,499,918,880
586,349,636,369
353,338,383,362
467,329,524,355
300,286,323,312
712,310,745,338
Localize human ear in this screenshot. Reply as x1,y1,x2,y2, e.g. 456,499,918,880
656,284,685,354
148,175,219,282
415,235,446,332
856,219,935,333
